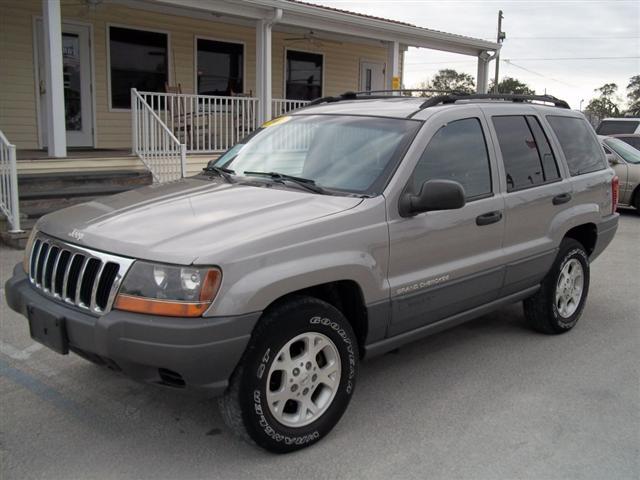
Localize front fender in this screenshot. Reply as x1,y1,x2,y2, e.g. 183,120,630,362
211,252,385,316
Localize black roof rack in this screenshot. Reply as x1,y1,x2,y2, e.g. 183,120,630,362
306,89,463,106
305,91,571,111
419,93,570,109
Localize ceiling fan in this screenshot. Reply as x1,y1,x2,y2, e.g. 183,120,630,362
284,31,343,47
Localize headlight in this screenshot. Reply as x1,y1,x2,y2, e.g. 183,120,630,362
23,228,38,274
114,261,222,317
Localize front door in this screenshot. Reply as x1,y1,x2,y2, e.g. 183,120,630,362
360,61,385,93
36,21,94,147
387,107,506,336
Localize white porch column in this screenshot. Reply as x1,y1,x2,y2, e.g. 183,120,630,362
43,0,67,157
256,9,281,124
476,53,490,94
256,19,272,124
386,41,401,93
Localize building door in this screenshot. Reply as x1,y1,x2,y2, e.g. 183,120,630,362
359,61,385,93
36,21,94,148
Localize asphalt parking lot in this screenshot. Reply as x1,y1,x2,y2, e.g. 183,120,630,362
1,211,638,480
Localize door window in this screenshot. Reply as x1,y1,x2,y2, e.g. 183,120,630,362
410,118,492,199
493,115,561,191
62,33,81,131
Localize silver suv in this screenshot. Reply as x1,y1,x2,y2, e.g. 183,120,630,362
6,93,619,453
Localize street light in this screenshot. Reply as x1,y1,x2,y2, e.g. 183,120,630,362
580,99,584,111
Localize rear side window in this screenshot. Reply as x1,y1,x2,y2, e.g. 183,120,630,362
596,120,639,135
411,118,492,199
492,115,560,192
547,116,606,176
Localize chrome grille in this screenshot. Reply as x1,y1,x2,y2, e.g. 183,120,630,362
28,233,135,315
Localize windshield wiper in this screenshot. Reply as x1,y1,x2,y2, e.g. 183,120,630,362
202,165,236,183
243,171,331,195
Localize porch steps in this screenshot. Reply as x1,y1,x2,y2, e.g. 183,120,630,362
1,170,152,248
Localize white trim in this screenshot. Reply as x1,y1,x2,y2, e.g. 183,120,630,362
106,22,172,112
32,15,43,149
33,16,97,148
283,47,325,100
193,35,247,96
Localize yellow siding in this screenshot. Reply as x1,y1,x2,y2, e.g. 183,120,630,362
0,1,39,149
1,0,392,151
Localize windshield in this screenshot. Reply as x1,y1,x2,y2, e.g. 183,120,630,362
603,138,640,164
209,115,421,195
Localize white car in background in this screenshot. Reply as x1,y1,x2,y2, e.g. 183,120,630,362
596,118,640,135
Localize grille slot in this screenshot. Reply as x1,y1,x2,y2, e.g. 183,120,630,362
26,233,133,315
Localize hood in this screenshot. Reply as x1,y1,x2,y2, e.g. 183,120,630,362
37,177,363,264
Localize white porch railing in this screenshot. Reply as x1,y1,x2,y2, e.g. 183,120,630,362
131,89,186,183
134,91,310,155
0,129,21,232
135,91,260,154
272,99,311,117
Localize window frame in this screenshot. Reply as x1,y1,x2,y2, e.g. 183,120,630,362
491,114,563,193
407,116,494,203
194,35,246,97
107,23,171,112
284,47,325,101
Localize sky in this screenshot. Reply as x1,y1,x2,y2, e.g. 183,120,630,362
311,0,640,110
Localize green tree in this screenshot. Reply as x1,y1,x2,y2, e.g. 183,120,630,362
416,69,476,97
626,75,640,116
585,83,621,118
489,77,535,95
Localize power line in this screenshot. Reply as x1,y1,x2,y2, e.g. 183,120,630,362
405,56,639,66
502,60,579,88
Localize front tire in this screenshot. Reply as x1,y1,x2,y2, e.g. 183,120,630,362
523,238,590,334
219,296,358,453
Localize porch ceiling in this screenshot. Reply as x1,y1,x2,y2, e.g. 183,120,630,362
127,0,500,56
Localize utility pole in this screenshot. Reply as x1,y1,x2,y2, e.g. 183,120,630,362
493,10,506,93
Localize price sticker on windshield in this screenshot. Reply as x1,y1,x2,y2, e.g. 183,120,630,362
262,116,292,128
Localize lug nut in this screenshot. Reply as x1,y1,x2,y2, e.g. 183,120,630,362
306,362,312,370
293,368,300,376
303,388,309,395
312,374,317,382
291,384,298,392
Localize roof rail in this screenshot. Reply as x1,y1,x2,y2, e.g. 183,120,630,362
306,89,465,106
419,93,570,109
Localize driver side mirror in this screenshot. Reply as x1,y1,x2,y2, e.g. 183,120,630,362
606,153,619,165
399,179,466,217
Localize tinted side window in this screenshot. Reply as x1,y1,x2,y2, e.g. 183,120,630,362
492,115,559,191
547,116,606,175
596,120,639,135
411,118,491,199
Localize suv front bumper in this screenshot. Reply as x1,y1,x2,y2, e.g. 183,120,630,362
5,264,260,396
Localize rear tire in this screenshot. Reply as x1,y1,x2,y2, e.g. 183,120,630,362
523,238,590,334
219,296,358,453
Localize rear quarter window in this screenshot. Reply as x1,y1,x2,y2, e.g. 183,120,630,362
547,116,606,176
596,120,640,135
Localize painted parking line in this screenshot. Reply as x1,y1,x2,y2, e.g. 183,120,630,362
0,358,102,424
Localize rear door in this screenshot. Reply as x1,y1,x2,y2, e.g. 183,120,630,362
485,107,572,297
386,106,505,336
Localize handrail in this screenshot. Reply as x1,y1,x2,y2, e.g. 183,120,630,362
0,129,22,232
131,89,186,184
